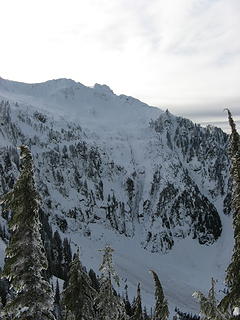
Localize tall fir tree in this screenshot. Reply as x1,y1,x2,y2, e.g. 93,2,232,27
94,245,128,320
193,111,240,319
54,280,60,306
193,278,229,320
131,283,143,320
150,270,169,320
88,269,100,292
219,110,240,313
0,145,55,320
98,245,120,286
124,284,133,317
63,237,72,279
62,249,96,320
54,280,62,320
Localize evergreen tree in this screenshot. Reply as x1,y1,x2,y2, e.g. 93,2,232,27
88,269,100,292
63,238,72,279
192,111,240,319
39,208,54,278
54,280,62,320
124,284,133,317
0,145,55,320
99,245,120,286
193,278,229,320
94,245,128,320
52,230,63,278
219,109,240,313
131,283,143,320
54,279,60,305
150,270,169,320
0,276,8,308
62,249,96,320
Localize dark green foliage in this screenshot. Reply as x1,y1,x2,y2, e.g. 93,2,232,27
150,270,169,320
124,284,133,317
124,297,133,317
62,250,96,320
63,238,72,279
54,280,60,305
98,246,119,286
150,112,228,195
0,223,7,241
37,213,72,282
192,111,240,319
220,110,240,312
106,194,119,230
131,283,143,320
145,176,222,253
94,277,127,320
87,147,102,179
193,278,229,320
88,269,100,292
52,231,63,278
54,280,62,320
0,145,55,320
50,233,72,281
39,209,54,278
95,246,127,320
0,278,8,307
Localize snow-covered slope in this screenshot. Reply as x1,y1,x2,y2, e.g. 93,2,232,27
0,77,233,314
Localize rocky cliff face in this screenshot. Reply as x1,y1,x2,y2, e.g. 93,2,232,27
0,78,230,255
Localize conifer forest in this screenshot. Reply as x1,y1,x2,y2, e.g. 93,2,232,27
0,79,239,320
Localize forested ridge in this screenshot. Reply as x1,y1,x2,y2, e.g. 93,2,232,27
0,78,239,319
0,110,239,319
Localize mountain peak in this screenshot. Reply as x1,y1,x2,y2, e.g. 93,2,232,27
0,76,232,315
93,83,114,95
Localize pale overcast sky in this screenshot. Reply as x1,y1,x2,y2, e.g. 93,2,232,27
0,0,239,124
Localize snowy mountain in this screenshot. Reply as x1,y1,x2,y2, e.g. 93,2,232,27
0,77,234,314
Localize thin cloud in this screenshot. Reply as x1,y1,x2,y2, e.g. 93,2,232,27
0,0,239,123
